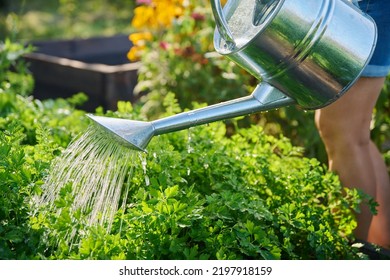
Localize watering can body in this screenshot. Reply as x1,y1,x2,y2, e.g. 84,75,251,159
88,0,378,152
213,0,377,109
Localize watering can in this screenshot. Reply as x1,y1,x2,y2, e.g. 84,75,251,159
88,0,376,152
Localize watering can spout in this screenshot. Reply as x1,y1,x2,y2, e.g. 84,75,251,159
87,83,295,152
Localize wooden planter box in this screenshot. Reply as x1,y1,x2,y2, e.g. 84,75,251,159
24,35,140,111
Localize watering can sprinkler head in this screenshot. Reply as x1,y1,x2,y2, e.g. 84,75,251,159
87,0,376,152
86,114,153,152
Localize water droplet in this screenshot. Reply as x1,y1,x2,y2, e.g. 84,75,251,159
187,128,194,153
145,175,150,186
139,153,148,174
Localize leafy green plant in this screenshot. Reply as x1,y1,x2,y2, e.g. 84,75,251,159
0,39,34,97
33,95,368,260
372,78,390,156
0,40,88,259
0,41,380,260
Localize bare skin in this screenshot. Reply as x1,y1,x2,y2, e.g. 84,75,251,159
315,77,390,249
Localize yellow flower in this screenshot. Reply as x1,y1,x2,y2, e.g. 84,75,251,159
132,6,156,29
129,32,153,44
128,32,154,61
131,0,185,29
127,46,142,61
128,0,190,61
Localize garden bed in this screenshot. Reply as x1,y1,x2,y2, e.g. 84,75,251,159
23,35,140,111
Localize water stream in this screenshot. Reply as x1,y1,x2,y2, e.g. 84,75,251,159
33,117,199,244
33,123,137,242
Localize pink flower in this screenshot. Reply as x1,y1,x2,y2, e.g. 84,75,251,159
136,0,152,5
191,12,205,21
159,41,169,50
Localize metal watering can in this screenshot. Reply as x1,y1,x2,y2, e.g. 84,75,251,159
88,0,376,152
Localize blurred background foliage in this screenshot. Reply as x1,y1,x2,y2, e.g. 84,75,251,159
1,0,389,165
0,0,135,41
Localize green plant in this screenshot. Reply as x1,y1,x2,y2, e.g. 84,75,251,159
372,78,390,151
0,41,380,260
33,95,369,260
0,39,34,97
0,40,88,258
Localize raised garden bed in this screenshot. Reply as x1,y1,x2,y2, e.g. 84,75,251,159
24,35,140,111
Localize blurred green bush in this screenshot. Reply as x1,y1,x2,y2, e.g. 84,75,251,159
0,0,136,41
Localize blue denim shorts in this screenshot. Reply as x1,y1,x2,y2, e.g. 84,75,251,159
356,0,390,77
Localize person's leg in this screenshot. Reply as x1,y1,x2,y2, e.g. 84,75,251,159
315,77,390,248
367,141,390,247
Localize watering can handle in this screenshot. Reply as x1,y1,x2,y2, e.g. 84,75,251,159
210,0,236,47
